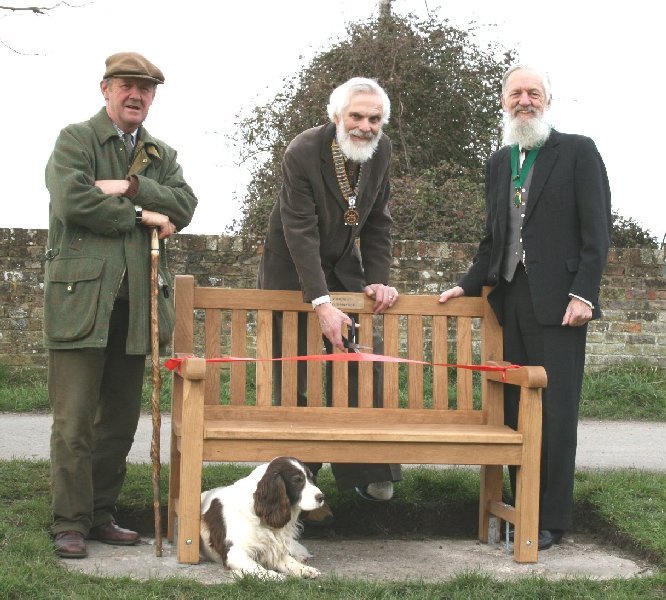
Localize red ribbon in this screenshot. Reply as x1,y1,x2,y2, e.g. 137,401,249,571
164,353,520,381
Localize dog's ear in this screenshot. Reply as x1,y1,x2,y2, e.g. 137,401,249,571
254,470,291,528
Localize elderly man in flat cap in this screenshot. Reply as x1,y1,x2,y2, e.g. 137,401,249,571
44,52,197,558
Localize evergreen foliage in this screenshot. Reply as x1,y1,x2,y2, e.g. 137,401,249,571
611,211,658,248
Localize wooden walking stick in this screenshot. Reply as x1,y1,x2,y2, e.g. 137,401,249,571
149,227,163,557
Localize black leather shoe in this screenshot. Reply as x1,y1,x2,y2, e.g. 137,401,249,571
88,521,139,546
54,530,88,558
538,529,564,550
504,526,564,549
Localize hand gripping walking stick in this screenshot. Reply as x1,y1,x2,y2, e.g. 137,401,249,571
149,227,163,556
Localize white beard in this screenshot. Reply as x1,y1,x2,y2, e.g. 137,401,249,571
502,108,551,149
336,122,382,163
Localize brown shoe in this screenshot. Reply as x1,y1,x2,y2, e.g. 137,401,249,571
54,530,88,558
88,521,139,546
301,503,335,527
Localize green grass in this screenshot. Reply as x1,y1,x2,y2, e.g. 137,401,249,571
0,365,173,413
574,469,666,563
0,460,664,598
2,361,665,420
0,364,49,412
580,362,666,420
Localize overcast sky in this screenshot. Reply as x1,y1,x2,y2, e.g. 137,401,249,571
2,0,663,241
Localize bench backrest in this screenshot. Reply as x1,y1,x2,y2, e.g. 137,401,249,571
173,275,504,423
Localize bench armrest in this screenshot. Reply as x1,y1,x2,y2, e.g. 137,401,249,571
176,356,207,381
485,361,547,389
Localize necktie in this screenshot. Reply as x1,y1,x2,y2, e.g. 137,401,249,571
123,133,135,161
521,148,528,167
345,159,360,190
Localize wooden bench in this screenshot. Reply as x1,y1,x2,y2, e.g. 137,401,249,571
167,274,546,564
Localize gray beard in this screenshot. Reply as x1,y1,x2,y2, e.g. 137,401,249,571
337,123,382,163
502,111,551,148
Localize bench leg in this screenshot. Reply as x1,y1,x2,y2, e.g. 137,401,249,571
176,376,205,564
513,386,542,563
176,457,203,564
513,463,539,563
167,430,180,543
479,465,502,543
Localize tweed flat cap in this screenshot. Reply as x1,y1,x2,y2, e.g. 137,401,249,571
103,52,165,84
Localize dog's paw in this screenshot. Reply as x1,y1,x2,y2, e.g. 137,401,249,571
299,564,321,579
290,539,313,562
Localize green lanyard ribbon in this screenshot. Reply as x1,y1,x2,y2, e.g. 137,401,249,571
510,144,541,207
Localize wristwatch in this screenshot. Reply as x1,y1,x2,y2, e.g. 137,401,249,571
135,205,142,225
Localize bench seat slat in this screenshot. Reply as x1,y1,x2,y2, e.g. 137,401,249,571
202,405,488,425
201,420,522,444
200,442,523,466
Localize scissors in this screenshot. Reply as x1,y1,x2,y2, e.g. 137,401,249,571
342,316,372,353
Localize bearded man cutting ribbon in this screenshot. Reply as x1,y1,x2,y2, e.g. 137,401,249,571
258,77,401,525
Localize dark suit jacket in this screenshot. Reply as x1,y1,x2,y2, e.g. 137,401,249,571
258,122,393,301
459,129,611,325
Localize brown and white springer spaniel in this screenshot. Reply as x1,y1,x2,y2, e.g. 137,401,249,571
200,457,325,579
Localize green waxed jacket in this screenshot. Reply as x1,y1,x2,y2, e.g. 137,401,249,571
44,108,197,354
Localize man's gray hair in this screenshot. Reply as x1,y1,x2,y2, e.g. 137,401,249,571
327,77,391,124
502,65,552,103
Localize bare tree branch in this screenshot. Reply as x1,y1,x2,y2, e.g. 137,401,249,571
0,35,37,54
1,2,91,54
0,2,84,14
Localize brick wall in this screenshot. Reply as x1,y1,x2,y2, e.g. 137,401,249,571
2,228,664,369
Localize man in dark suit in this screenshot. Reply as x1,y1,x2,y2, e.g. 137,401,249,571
258,77,401,524
439,65,611,550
